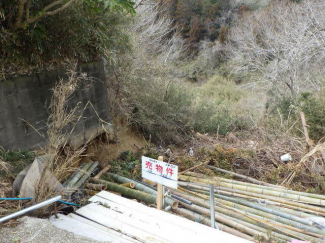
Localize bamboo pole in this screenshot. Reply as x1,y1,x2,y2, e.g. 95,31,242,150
204,167,285,189
186,187,325,237
211,185,325,216
173,191,287,239
73,162,99,189
120,182,135,189
90,178,157,205
192,182,325,216
65,162,92,187
178,201,270,241
106,173,178,209
179,175,325,206
216,202,321,242
215,194,324,234
63,163,88,187
84,183,107,191
184,186,325,237
185,172,325,201
173,207,255,241
172,190,319,242
83,189,99,196
267,204,312,219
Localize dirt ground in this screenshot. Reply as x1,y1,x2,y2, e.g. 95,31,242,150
0,216,105,243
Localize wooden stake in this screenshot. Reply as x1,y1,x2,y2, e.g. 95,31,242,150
94,164,111,179
179,160,210,175
157,156,164,210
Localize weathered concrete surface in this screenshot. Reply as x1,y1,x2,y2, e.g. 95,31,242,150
0,216,106,243
0,61,112,151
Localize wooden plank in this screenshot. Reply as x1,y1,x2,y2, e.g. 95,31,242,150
76,203,170,243
50,213,138,242
90,191,252,243
68,214,141,243
88,196,214,243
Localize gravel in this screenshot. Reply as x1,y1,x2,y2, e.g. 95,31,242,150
0,216,106,243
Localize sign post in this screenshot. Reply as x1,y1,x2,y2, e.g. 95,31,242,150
141,156,178,210
157,156,164,210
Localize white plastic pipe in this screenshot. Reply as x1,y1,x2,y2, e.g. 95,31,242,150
0,195,61,223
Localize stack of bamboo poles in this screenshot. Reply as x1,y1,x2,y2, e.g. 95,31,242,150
64,163,325,242
175,171,325,242
63,161,99,195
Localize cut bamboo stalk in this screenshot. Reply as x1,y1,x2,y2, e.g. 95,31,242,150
219,209,292,242
179,181,325,217
267,204,313,219
173,207,255,241
120,182,135,189
93,164,111,179
178,202,270,241
142,178,157,187
205,183,325,216
90,178,157,205
172,191,292,242
74,162,99,189
173,191,320,242
106,173,178,209
179,175,325,206
216,202,320,242
65,162,93,187
84,189,99,196
184,186,325,237
215,194,325,235
63,163,88,187
204,167,285,189
84,183,107,191
185,172,325,201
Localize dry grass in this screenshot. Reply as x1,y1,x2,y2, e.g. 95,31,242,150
35,63,90,205
0,159,11,175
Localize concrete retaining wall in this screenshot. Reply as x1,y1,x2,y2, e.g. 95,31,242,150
0,61,112,151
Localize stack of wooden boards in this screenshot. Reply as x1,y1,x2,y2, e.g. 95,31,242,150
50,191,251,243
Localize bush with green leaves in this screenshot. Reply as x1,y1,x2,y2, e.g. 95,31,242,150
0,0,134,76
127,73,253,144
265,90,325,142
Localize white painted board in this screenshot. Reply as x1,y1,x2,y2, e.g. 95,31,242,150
141,156,178,189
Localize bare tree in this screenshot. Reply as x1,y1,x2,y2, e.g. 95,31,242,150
134,2,185,64
229,0,325,98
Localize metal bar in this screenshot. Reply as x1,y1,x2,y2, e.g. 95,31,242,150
0,195,62,223
209,184,218,229
170,194,193,205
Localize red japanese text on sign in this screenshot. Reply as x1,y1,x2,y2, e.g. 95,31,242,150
145,161,153,170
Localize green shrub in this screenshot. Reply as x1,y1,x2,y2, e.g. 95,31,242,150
0,1,132,75
264,90,325,142
128,74,253,144
299,91,325,142
191,75,252,135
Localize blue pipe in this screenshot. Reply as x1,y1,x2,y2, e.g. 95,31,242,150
0,197,79,207
58,200,79,207
0,197,33,200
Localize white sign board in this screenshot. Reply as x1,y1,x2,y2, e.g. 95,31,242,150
141,156,178,189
